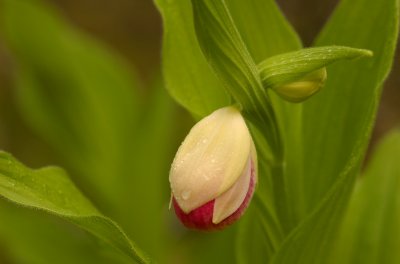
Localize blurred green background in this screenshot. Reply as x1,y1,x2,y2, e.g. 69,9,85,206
1,0,398,159
0,0,399,263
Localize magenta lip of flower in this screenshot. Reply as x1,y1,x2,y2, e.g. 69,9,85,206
172,159,256,230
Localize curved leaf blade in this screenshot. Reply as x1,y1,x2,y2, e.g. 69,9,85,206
154,0,230,117
0,202,131,264
0,151,150,264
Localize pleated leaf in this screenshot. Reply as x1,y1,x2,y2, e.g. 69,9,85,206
271,0,399,263
302,0,399,213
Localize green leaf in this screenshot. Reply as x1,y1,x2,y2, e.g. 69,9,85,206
236,205,272,264
302,0,399,213
236,195,284,264
258,46,372,89
154,0,230,117
224,0,302,63
0,151,150,264
1,0,140,206
0,202,131,264
331,129,400,264
190,0,265,112
270,0,399,263
225,0,308,228
270,147,361,264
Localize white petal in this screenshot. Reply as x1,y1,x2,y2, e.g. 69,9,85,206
169,107,251,213
212,156,252,224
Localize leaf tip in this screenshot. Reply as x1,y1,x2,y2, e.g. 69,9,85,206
361,49,374,57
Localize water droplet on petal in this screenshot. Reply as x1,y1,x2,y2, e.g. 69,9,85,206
181,190,191,200
203,173,210,181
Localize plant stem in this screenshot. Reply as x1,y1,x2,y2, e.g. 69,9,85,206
245,83,294,234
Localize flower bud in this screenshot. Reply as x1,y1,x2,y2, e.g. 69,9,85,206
272,67,327,103
169,106,257,230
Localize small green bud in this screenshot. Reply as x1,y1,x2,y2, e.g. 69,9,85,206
272,67,327,103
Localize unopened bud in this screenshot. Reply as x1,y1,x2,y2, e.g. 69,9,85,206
169,106,257,230
272,67,327,103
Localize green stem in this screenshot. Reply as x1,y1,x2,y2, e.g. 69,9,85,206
244,89,293,235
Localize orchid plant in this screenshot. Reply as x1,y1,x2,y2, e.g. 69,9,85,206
0,0,399,263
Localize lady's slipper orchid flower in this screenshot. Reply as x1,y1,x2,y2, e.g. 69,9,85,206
169,106,257,230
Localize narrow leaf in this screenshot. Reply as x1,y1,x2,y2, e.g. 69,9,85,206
154,0,230,117
0,151,150,264
331,129,400,264
258,46,372,88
